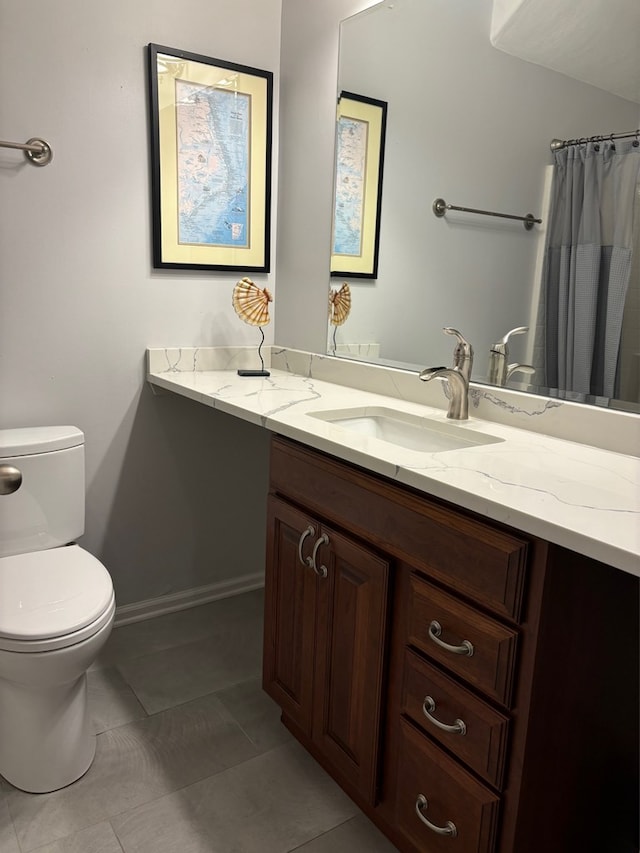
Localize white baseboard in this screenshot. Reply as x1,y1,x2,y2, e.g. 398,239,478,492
113,572,265,627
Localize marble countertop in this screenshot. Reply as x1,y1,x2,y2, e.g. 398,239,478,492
147,348,640,578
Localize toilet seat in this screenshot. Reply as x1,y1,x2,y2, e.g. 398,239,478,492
0,545,115,653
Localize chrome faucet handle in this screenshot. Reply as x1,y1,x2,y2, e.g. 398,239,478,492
443,328,473,381
501,325,529,344
443,327,472,351
493,326,529,353
506,363,535,381
443,327,468,342
488,327,529,385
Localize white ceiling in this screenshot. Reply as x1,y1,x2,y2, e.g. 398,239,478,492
491,0,640,105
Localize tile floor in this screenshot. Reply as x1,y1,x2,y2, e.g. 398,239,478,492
0,589,398,853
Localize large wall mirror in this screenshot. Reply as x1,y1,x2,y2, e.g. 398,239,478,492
328,0,640,413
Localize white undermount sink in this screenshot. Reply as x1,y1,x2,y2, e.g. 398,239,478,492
307,406,504,453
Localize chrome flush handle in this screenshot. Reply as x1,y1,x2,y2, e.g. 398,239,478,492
0,465,22,495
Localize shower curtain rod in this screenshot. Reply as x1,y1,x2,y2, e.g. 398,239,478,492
550,129,640,151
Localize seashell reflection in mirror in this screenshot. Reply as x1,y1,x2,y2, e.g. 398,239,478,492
329,282,351,355
329,282,351,326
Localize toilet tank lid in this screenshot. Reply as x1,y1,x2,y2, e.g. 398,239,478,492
0,426,84,458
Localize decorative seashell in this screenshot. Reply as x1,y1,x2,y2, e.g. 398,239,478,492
232,277,273,326
329,283,351,326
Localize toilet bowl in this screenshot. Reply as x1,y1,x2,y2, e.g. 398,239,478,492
0,427,115,793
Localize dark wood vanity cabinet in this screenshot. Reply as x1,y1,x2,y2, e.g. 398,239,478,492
263,436,639,853
262,494,390,804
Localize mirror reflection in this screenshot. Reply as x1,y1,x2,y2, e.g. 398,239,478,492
328,0,640,412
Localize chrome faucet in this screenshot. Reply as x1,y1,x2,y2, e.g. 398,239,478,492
419,328,473,420
487,326,535,387
444,327,473,383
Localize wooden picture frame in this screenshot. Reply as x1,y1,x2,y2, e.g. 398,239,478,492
330,91,387,279
148,44,273,272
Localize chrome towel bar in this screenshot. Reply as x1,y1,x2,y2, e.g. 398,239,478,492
432,197,541,230
0,137,52,166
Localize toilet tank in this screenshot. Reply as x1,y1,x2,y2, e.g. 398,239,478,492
0,427,85,558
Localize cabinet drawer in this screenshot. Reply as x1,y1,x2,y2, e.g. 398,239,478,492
402,649,509,789
408,575,518,707
270,437,529,621
396,718,499,853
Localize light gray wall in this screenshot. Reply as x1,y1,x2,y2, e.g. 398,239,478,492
0,0,280,605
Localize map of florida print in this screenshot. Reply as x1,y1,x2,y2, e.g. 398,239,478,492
176,80,250,248
332,115,367,257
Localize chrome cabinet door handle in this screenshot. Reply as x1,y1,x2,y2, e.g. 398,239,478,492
428,620,474,657
422,696,466,735
310,533,329,578
415,795,457,837
297,525,315,568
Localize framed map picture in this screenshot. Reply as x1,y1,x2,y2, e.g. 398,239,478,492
330,92,387,279
148,44,273,272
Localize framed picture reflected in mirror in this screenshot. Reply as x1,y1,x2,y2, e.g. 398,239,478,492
330,91,387,279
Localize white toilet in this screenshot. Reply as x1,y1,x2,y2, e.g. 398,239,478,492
0,426,115,793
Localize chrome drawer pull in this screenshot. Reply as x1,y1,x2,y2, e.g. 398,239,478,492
310,534,329,578
415,795,457,837
422,696,467,735
298,525,315,568
428,620,474,657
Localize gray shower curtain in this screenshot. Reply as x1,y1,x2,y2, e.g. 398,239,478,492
543,138,640,399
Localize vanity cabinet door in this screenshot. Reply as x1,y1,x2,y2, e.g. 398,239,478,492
312,524,390,804
263,494,390,803
262,496,318,735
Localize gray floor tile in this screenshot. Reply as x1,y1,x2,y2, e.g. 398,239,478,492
291,813,399,852
118,613,263,714
0,798,20,853
87,667,147,733
30,821,123,853
93,590,264,671
215,677,293,752
112,740,359,853
6,692,259,852
0,775,17,798
3,591,396,853
6,782,106,853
